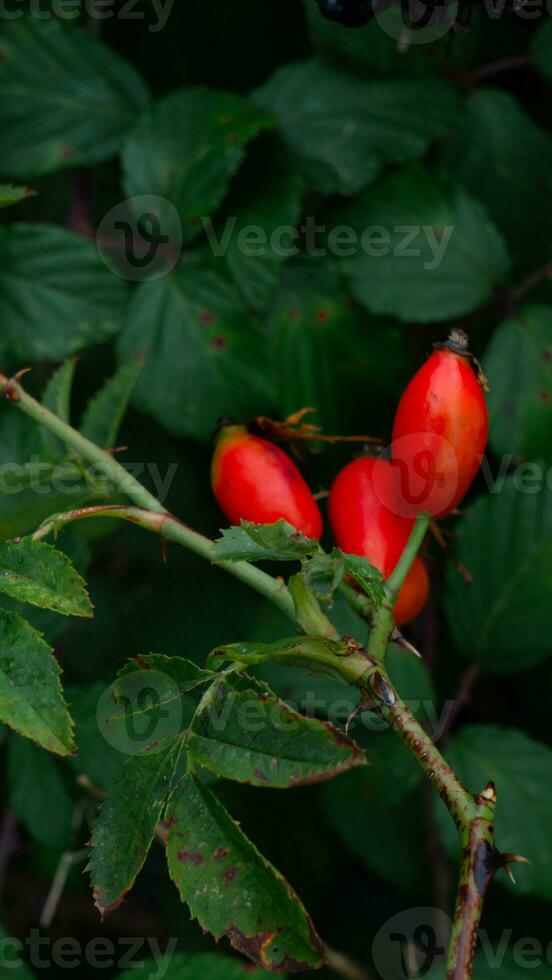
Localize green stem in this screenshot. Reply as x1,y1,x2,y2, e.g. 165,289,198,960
387,513,430,596
0,373,165,515
338,578,373,622
367,513,430,663
384,688,500,979
32,503,296,623
446,787,500,980
383,687,476,827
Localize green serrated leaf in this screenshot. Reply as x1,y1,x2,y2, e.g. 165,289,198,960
122,88,274,242
445,478,552,673
88,735,184,915
214,520,318,563
118,263,275,441
0,17,149,178
8,736,74,849
337,168,510,323
338,552,385,609
254,57,460,195
0,538,93,617
187,675,365,788
484,306,552,461
0,608,74,755
0,184,33,210
438,726,551,900
0,224,129,362
165,774,324,971
40,359,76,459
80,358,145,449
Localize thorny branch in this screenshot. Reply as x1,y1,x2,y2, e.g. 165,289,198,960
0,370,530,980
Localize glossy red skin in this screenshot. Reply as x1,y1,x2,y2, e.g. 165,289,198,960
390,349,488,519
393,557,429,628
328,457,429,625
211,427,323,540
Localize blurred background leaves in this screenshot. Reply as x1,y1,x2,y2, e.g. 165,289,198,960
1,1,552,977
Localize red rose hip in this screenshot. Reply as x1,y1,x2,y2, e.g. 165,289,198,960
211,425,323,540
328,456,429,626
389,331,488,519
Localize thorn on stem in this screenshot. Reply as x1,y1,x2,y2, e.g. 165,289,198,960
498,852,532,886
478,782,497,805
1,367,32,402
345,701,371,736
391,627,423,659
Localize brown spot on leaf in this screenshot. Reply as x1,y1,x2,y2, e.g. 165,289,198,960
316,309,329,323
177,851,203,866
212,335,227,349
223,867,238,883
223,928,276,968
201,310,214,325
253,768,268,782
214,847,228,861
224,925,320,972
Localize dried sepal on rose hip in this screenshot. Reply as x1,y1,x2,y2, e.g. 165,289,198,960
328,456,429,626
388,329,489,519
211,423,323,540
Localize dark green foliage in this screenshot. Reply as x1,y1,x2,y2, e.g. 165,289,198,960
1,3,552,977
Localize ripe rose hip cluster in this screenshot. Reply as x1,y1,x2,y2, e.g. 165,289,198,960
211,332,488,626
